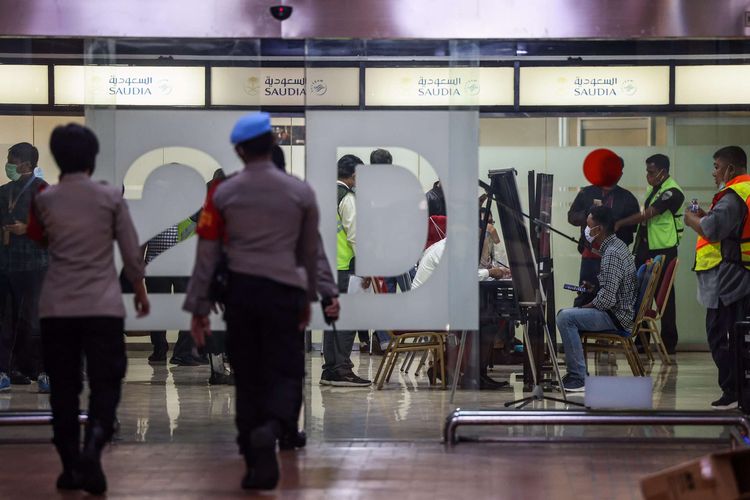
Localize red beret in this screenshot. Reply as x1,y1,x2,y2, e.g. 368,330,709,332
583,148,623,187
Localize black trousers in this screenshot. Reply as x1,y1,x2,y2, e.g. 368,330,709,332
706,295,750,397
40,317,126,447
0,269,45,376
145,277,194,358
223,273,306,453
636,246,679,352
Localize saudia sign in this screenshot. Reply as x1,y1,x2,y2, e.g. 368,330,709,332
54,66,205,106
366,67,513,107
520,66,669,106
211,67,359,106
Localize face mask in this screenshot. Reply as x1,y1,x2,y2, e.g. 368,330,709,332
4,163,20,181
584,225,599,244
718,182,726,190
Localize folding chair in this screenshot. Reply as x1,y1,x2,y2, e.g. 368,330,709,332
637,258,679,365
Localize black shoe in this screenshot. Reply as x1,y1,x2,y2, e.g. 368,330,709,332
328,371,371,387
319,370,334,386
479,374,509,390
79,422,109,495
711,393,738,410
148,351,167,364
10,371,31,385
56,470,83,490
241,423,280,490
279,430,306,451
209,372,235,385
169,356,200,367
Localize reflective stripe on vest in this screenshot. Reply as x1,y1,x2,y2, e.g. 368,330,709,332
694,174,750,273
645,177,684,250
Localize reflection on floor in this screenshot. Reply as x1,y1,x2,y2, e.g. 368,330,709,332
0,351,737,498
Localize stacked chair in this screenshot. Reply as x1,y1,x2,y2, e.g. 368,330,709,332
636,258,679,365
580,256,664,376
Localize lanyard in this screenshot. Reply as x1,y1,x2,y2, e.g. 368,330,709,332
8,175,36,213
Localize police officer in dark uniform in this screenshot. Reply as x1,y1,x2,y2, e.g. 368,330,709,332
615,154,684,354
184,113,319,491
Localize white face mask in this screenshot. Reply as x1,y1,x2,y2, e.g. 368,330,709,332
584,225,599,244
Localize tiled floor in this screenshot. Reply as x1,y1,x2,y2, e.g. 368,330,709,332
0,349,739,498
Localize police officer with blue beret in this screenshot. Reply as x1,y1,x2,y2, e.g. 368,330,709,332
184,113,320,490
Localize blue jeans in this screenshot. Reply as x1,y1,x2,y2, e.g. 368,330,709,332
556,307,616,381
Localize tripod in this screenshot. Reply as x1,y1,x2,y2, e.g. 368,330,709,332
504,302,584,409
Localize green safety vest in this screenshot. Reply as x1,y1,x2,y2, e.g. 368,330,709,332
336,183,355,271
641,177,684,251
177,218,197,242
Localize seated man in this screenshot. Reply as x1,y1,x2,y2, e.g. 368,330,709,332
412,236,510,389
556,206,637,392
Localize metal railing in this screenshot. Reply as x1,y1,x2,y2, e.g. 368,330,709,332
0,411,87,426
444,409,750,446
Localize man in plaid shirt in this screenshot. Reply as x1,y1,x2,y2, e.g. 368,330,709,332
556,206,637,392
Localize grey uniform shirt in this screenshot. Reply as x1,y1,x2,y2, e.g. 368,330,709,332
315,234,338,299
30,173,145,318
697,190,750,309
183,160,319,316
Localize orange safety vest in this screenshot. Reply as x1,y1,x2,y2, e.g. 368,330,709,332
694,174,750,272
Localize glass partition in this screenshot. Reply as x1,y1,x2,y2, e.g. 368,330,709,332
0,36,747,444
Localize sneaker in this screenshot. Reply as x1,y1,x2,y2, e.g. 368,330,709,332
563,377,585,392
147,351,167,364
37,373,50,394
0,372,9,392
169,356,200,367
10,371,31,385
711,393,738,410
328,371,371,387
319,371,334,386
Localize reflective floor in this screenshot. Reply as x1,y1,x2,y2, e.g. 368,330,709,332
0,349,739,498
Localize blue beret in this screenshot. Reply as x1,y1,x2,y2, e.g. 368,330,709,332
230,112,272,144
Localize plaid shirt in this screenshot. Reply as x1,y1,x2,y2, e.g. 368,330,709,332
0,176,48,272
592,234,637,331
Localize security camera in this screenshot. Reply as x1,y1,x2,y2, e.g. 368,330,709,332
270,5,293,21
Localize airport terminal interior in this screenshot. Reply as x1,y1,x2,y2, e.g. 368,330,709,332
1,1,750,498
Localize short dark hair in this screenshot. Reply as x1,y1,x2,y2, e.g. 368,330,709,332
589,205,615,235
271,144,286,170
370,148,392,164
49,124,99,174
337,154,362,179
713,146,747,169
646,153,670,172
235,131,274,159
8,142,39,168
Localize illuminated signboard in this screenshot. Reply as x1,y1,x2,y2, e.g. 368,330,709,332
0,65,48,104
211,67,359,106
520,66,669,106
54,66,205,106
365,67,514,106
676,65,750,105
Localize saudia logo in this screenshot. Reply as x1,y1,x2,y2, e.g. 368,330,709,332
264,76,306,96
417,76,462,96
572,76,638,97
244,76,260,96
108,76,154,96
311,79,328,96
